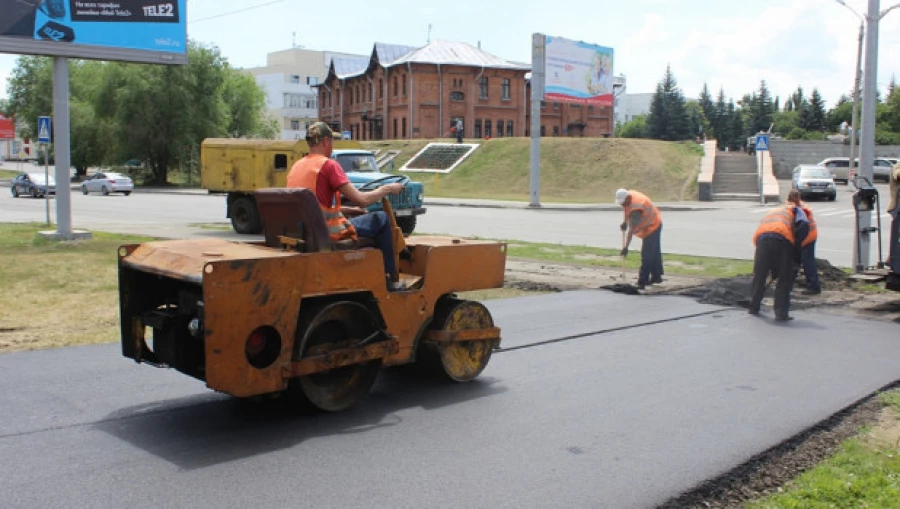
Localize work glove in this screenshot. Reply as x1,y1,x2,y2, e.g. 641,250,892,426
620,247,628,258
619,222,627,232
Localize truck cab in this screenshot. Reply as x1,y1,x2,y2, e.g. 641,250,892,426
331,149,426,235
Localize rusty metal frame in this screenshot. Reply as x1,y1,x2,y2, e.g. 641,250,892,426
421,327,501,344
285,339,400,377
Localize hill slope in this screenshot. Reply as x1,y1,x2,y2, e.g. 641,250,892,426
361,137,703,203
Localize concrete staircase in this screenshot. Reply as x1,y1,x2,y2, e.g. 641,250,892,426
713,152,760,201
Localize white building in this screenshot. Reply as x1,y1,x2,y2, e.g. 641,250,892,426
246,47,366,140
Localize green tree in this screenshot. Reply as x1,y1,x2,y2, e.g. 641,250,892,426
646,65,691,141
749,81,774,134
713,89,730,149
221,68,278,139
6,56,54,139
728,102,744,150
799,88,827,131
698,83,715,136
615,115,647,138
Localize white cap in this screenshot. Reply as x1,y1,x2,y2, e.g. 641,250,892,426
615,189,629,205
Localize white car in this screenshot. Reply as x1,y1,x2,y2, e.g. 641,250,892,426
82,172,134,196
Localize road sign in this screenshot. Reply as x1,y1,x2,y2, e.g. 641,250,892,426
37,116,51,144
755,134,769,151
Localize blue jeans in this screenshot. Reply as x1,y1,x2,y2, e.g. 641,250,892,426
638,223,663,285
350,211,397,277
801,242,820,292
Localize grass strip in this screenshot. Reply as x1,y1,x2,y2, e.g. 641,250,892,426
0,223,152,353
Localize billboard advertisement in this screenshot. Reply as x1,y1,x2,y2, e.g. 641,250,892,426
544,36,614,106
0,0,187,64
0,116,14,139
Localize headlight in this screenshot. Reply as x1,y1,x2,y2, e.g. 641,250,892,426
802,183,810,188
826,183,833,188
417,192,424,202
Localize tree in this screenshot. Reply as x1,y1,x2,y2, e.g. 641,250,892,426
615,115,647,138
221,68,279,139
6,56,53,139
645,65,691,141
713,89,730,149
698,83,715,136
799,88,827,131
749,81,774,134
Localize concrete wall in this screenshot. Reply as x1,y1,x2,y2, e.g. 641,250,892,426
769,139,900,178
697,140,716,201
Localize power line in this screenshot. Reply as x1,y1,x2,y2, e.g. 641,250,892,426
190,0,287,24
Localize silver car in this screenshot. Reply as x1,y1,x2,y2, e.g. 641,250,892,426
792,164,837,201
82,172,134,196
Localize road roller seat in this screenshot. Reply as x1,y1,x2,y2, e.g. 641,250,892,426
255,187,376,253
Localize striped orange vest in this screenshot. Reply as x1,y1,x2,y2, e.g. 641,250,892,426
801,204,817,247
753,206,796,245
623,191,661,239
286,154,357,242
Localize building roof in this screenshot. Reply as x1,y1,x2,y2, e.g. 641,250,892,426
331,55,370,79
388,40,531,71
374,42,417,66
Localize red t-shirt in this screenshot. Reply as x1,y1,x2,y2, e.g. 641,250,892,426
314,159,350,208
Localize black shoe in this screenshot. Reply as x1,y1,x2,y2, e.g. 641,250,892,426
748,308,760,316
650,277,664,284
636,283,646,290
774,315,794,322
801,289,821,296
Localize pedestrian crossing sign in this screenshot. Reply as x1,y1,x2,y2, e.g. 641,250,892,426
755,134,769,151
37,116,51,144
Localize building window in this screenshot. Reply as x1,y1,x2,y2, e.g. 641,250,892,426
540,125,546,137
284,93,304,108
307,76,318,85
379,79,384,99
479,77,489,99
274,154,288,170
450,91,464,102
474,119,482,138
553,126,560,136
306,99,316,109
506,121,514,137
484,119,492,138
496,120,504,138
402,75,407,96
571,104,581,109
553,102,560,110
393,118,398,138
501,78,510,100
393,76,398,97
402,117,407,138
369,83,373,102
540,100,546,109
290,120,300,130
356,86,360,104
290,75,300,84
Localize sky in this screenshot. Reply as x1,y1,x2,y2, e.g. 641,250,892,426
2,0,900,109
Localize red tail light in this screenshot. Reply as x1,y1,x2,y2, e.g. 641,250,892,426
245,326,281,368
246,331,267,357
109,180,116,184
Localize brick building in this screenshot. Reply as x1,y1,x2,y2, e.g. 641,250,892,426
317,40,613,140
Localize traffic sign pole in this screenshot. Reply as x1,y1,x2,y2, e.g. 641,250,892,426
37,116,52,226
755,134,769,205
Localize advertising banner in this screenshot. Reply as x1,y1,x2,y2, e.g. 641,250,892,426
0,0,187,64
0,116,14,139
544,36,614,106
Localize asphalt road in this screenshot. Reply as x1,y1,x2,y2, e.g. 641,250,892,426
0,181,888,268
2,292,899,508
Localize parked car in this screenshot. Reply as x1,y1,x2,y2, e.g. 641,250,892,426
853,157,895,182
10,172,56,198
792,164,837,201
817,157,851,184
82,172,134,196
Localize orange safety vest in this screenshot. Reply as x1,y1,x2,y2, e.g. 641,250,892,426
286,154,357,242
753,206,796,245
801,204,817,247
623,191,661,239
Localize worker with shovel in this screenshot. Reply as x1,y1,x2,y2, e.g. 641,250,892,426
748,203,809,321
616,189,663,290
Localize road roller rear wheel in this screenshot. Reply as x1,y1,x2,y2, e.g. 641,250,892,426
421,297,497,382
289,301,383,412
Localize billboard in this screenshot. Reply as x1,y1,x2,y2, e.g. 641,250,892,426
0,0,187,64
0,116,14,139
544,36,614,106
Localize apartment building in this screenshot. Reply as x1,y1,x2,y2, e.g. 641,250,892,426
246,47,365,140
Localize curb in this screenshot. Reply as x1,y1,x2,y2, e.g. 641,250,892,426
0,181,737,212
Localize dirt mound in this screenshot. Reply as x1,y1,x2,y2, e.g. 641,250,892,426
676,275,754,308
808,258,852,291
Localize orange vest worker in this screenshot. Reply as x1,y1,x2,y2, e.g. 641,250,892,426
800,205,817,247
287,154,357,242
624,191,661,238
753,206,796,245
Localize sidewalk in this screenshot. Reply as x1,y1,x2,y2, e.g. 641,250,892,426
0,179,763,212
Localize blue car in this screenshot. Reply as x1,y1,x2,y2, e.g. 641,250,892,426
331,149,426,235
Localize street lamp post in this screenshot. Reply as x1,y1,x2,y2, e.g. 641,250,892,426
835,0,900,271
